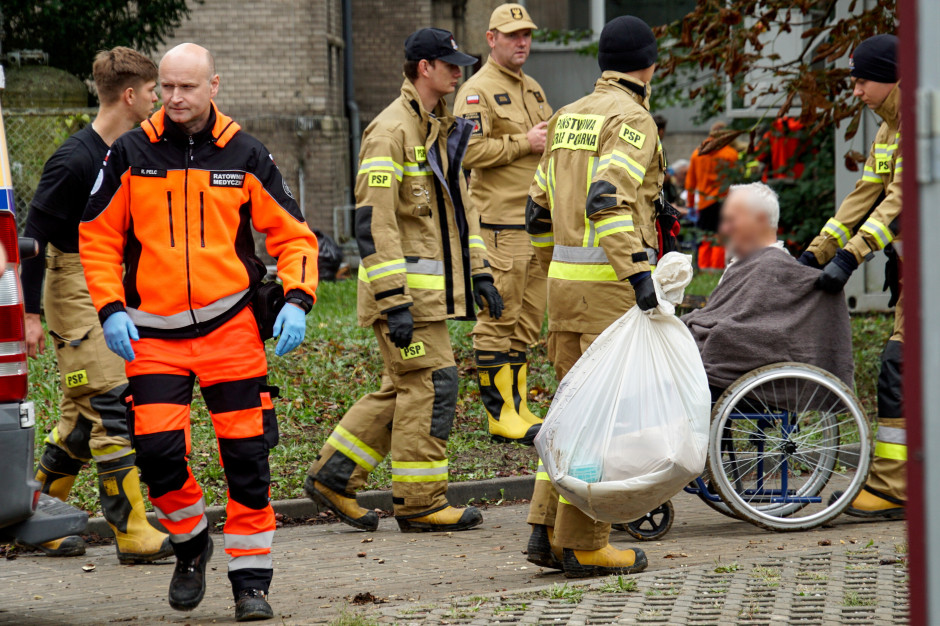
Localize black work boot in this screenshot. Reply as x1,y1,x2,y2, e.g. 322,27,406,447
168,531,214,611
235,589,274,622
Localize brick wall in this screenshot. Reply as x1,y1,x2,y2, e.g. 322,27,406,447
158,0,347,236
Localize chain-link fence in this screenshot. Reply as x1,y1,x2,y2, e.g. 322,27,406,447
4,108,96,231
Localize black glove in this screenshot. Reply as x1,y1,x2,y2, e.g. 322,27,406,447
473,276,504,320
815,248,858,293
628,271,658,311
386,307,414,349
797,251,821,269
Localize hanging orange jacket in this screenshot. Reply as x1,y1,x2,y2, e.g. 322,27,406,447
761,117,806,181
685,144,738,209
80,103,318,338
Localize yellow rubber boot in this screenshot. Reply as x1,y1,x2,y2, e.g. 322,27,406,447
304,476,379,531
563,544,648,579
476,351,540,445
397,506,483,533
97,455,174,564
508,350,543,426
843,486,905,520
526,524,563,570
20,444,87,557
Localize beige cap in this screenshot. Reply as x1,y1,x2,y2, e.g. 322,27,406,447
489,3,537,33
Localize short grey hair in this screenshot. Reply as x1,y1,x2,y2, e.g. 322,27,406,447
671,158,689,171
729,182,779,229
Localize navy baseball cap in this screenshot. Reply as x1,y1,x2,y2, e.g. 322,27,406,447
405,28,477,66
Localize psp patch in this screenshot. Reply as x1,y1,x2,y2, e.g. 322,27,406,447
368,171,393,187
400,341,426,360
414,145,427,163
464,112,483,137
210,171,246,187
65,369,89,388
494,93,511,105
618,123,646,149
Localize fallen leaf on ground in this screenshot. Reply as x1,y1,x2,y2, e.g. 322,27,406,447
82,564,96,572
361,538,374,543
818,540,832,546
357,552,367,558
454,554,467,558
664,553,689,559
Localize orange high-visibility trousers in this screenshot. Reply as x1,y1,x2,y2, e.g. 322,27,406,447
125,307,278,594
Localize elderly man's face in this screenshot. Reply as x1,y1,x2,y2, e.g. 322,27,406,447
719,192,775,260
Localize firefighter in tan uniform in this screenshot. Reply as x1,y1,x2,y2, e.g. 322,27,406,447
306,28,504,533
524,16,662,578
454,3,552,445
799,34,905,519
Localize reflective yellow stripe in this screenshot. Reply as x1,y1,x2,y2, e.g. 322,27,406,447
874,441,907,461
358,258,407,282
822,218,851,248
860,217,894,249
358,156,404,181
469,235,486,250
403,161,432,177
601,149,647,183
548,261,618,282
534,164,547,191
862,165,882,184
895,157,903,174
530,232,554,248
558,495,572,505
46,426,61,446
328,425,383,471
546,157,556,211
391,459,448,482
536,463,550,482
594,215,634,240
91,444,134,461
406,273,446,290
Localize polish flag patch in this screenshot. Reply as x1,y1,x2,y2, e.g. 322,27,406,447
466,95,480,104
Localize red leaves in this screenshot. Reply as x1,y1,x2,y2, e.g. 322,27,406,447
844,150,866,172
699,129,745,156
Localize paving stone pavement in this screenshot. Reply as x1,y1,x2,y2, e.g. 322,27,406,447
2,492,907,625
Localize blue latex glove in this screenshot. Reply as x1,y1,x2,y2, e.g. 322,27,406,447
272,302,306,356
102,311,139,362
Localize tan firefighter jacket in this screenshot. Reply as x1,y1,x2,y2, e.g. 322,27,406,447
525,72,664,334
454,56,553,226
807,84,902,265
355,79,491,326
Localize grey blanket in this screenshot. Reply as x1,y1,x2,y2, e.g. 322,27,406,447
682,246,854,390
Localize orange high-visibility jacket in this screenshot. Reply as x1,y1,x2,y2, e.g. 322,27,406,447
80,103,319,338
685,144,738,209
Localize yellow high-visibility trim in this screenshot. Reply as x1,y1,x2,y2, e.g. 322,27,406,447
822,218,851,248
91,444,132,458
548,261,618,282
895,157,903,174
603,149,647,183
329,425,383,471
874,441,907,461
546,157,556,211
358,157,404,181
534,164,547,191
392,460,448,469
862,164,882,184
558,495,572,505
391,473,448,483
860,217,894,249
406,273,446,290
469,235,486,250
594,215,635,240
536,471,551,481
358,258,407,283
530,232,554,248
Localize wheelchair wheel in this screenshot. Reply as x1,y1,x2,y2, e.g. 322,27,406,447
612,500,674,541
707,363,871,532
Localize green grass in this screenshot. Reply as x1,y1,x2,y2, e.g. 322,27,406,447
328,608,380,626
29,274,895,514
541,583,585,603
598,575,639,594
843,591,877,607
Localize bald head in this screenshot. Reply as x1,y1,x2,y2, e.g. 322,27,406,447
161,43,216,81
159,43,219,134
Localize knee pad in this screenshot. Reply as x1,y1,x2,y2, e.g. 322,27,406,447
39,442,84,476
219,437,271,510
133,430,189,498
430,366,459,440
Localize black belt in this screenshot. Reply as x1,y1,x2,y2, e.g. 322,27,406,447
480,222,526,230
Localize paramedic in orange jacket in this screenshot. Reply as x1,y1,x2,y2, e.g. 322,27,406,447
685,121,738,232
80,44,318,622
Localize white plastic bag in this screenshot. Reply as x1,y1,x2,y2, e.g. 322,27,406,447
534,252,711,523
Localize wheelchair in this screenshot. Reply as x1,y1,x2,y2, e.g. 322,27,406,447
615,362,872,540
